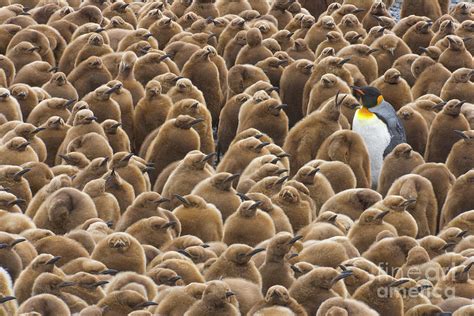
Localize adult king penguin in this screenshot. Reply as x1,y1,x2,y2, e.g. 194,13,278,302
351,86,406,188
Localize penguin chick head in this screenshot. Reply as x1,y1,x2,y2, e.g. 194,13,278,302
224,244,264,265
31,254,61,272
266,232,302,258
382,195,415,212
33,273,76,295
183,150,215,170
134,192,169,209
452,68,474,83
383,68,402,84
446,35,465,50
145,80,162,97
102,119,122,135
278,186,300,203
351,86,383,108
0,191,23,209
446,264,473,283
0,88,10,101
237,200,263,217
210,172,239,191
358,208,389,225
265,285,290,304
107,232,131,250
6,137,30,152
443,99,465,116
202,281,235,306
174,115,204,129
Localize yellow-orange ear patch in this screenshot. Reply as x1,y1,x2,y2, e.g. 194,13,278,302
357,107,375,120
377,95,383,105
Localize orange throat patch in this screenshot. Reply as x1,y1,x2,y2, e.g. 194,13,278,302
357,107,376,120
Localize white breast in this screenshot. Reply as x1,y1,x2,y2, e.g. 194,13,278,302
352,112,391,188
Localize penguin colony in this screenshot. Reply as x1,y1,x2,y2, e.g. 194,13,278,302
0,0,473,315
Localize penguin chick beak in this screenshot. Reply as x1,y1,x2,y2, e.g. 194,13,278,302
46,256,62,265
190,118,205,127
331,270,353,285
308,167,320,176
439,242,455,251
454,130,468,139
246,248,265,257
121,153,134,162
7,198,25,206
32,127,46,134
100,157,109,167
175,194,191,206
389,279,410,288
58,281,76,288
225,173,240,183
169,276,182,284
275,175,289,185
154,197,170,204
91,280,109,288
464,262,474,272
10,238,26,247
375,210,390,220
159,54,172,62
290,265,302,274
353,8,365,13
274,104,288,111
457,230,468,238
14,168,31,181
85,116,98,122
17,142,31,151
255,142,270,149
432,101,446,111
288,235,303,245
225,291,235,298
0,296,16,304
99,269,118,275
338,57,351,66
135,301,158,308
201,152,216,162
236,192,250,201
162,221,177,229
249,200,263,210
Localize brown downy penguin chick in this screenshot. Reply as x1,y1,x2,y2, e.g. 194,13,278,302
185,280,239,316
305,15,339,52
236,27,272,66
33,187,98,235
83,179,121,225
62,271,108,305
255,56,286,87
71,157,109,190
433,264,474,300
10,84,38,121
402,20,434,54
400,0,442,21
372,195,418,238
387,174,438,237
0,137,38,166
347,208,397,253
68,56,111,99
66,132,113,162
446,130,474,177
316,130,371,189
0,166,32,211
223,200,275,246
259,233,302,294
0,209,35,234
286,38,315,61
390,53,417,87
149,18,183,49
173,194,223,242
338,13,367,37
104,81,134,142
318,297,379,316
246,192,293,233
191,172,240,221
371,68,413,111
134,51,176,90
397,105,428,155
152,282,206,316
125,216,175,250
425,99,470,163
82,85,121,123
289,266,352,315
109,152,147,196
362,1,392,31
166,99,214,155
31,272,87,313
91,232,145,274
26,97,73,128
162,150,214,209
96,289,157,316
305,73,351,115
217,93,252,155
37,117,70,167
205,244,263,285
0,191,23,213
167,78,205,105
42,72,78,101
101,120,130,153
284,93,344,175
237,97,288,146
181,48,224,123
396,246,444,285
371,34,412,76
134,80,172,151
271,186,312,233
223,29,248,68
21,162,53,196
441,170,474,227
103,169,136,214
2,123,47,163
337,44,379,84
319,188,381,220
411,56,451,99
217,137,270,176
249,286,307,316
352,275,407,316
144,115,202,185
439,35,473,72
17,293,70,315
293,166,335,217
315,31,350,58
0,88,22,121
74,33,113,68
11,61,53,87
7,41,40,73
441,68,474,103
279,59,313,127
377,143,424,196
115,52,144,107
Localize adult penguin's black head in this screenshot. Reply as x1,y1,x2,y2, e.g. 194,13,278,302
351,86,383,108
